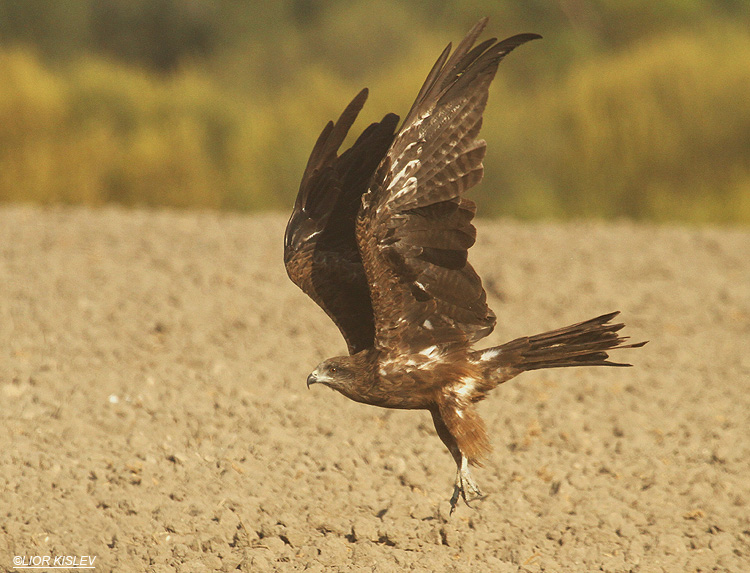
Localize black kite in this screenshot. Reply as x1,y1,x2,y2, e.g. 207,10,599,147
284,18,645,512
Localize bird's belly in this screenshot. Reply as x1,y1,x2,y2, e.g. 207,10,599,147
363,364,445,410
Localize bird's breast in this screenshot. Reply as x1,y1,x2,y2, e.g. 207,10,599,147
367,350,482,410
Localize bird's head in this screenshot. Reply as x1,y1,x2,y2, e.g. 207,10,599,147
306,356,359,392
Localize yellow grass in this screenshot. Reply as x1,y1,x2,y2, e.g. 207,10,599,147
1,22,749,223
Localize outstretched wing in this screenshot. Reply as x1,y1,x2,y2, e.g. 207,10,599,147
285,89,399,354
356,19,541,356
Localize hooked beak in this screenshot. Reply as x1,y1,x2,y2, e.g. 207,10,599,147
306,372,317,389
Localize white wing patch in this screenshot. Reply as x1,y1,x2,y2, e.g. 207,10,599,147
453,375,477,400
412,111,431,130
480,348,502,362
386,159,420,192
419,345,440,359
391,176,418,202
401,141,422,155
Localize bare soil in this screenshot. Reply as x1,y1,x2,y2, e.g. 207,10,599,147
1,206,748,572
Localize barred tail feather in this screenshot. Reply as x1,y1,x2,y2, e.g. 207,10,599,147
480,312,647,381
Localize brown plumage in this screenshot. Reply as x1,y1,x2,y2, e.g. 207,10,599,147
284,18,646,513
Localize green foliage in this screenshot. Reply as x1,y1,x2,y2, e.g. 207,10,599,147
0,0,749,223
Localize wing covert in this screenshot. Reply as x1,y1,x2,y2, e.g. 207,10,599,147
356,20,541,355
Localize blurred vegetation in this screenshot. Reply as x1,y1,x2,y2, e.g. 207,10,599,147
1,0,749,223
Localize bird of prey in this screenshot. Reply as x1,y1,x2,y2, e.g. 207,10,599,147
284,18,645,512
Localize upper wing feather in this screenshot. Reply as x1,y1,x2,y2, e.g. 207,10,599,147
356,19,541,355
284,89,399,354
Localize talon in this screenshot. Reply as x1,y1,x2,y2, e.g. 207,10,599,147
449,485,461,515
449,456,485,514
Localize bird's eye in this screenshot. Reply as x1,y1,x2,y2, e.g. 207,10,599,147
329,366,338,373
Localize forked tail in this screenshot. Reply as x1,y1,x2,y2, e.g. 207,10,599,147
479,312,646,382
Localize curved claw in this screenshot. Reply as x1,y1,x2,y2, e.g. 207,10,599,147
449,458,485,514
